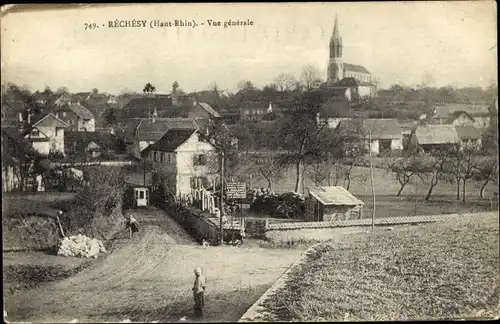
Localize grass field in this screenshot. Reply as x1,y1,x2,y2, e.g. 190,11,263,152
258,212,500,321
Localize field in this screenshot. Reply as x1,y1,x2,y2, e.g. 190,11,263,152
258,212,500,321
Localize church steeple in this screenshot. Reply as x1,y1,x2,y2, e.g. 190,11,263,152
330,14,343,59
327,14,344,83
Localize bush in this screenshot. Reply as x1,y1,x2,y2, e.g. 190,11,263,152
249,188,306,219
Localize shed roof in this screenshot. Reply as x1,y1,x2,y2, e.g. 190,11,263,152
308,186,364,206
415,125,460,145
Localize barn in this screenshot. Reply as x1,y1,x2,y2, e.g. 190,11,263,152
305,186,364,222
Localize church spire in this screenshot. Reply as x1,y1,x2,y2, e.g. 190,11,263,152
332,13,340,39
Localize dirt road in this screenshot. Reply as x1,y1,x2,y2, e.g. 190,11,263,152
5,208,305,323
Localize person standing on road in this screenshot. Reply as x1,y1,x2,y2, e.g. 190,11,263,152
127,214,139,239
192,267,206,318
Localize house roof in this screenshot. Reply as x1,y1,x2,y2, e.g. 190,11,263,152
135,118,199,142
197,102,221,118
344,63,371,74
455,126,483,140
450,110,475,121
150,128,197,152
308,186,364,206
338,118,403,139
65,130,118,151
122,96,174,118
414,125,460,145
83,100,111,117
31,113,70,128
67,103,95,120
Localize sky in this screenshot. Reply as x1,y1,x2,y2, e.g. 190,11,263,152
1,2,497,95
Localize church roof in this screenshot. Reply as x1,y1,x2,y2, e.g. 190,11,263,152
344,63,371,74
335,77,374,87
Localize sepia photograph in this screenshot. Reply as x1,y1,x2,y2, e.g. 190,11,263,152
1,2,498,322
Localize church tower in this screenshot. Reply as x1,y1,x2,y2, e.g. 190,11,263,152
327,14,343,84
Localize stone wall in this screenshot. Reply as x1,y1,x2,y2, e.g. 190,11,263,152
264,212,491,245
244,218,269,238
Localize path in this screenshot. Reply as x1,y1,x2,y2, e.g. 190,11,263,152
4,207,304,323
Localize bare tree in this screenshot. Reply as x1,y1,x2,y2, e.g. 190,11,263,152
274,73,297,92
417,150,452,201
473,156,498,199
307,161,330,187
388,155,426,196
300,65,322,90
251,151,287,191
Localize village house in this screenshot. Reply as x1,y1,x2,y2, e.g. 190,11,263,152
23,113,69,156
144,128,217,198
123,118,199,159
305,186,364,222
65,130,123,158
2,127,53,192
53,102,95,132
455,126,483,150
411,124,460,153
1,101,27,127
337,118,404,156
239,102,271,121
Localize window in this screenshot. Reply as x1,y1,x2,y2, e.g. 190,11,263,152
194,154,206,166
70,120,75,125
160,152,164,163
31,129,40,137
56,128,61,136
154,151,158,162
63,111,67,117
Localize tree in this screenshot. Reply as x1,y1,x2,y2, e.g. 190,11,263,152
143,82,156,95
417,150,452,201
279,90,329,193
92,88,99,95
307,162,330,187
56,87,69,95
237,80,256,91
473,156,498,199
300,64,322,90
388,156,424,196
251,151,287,191
274,73,297,92
446,146,481,202
172,81,179,93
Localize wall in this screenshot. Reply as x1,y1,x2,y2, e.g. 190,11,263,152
55,110,79,130
175,133,216,196
473,116,490,129
391,138,403,151
451,114,474,127
244,218,269,238
78,118,95,132
36,126,65,155
323,204,362,221
31,141,51,156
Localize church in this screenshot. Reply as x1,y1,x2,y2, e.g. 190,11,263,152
327,14,377,101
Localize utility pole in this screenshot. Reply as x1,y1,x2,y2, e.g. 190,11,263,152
219,152,225,245
369,130,376,233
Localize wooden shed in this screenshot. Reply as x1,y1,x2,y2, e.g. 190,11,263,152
306,186,364,222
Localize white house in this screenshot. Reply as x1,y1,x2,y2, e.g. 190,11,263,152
146,128,217,198
24,113,69,155
54,102,95,132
